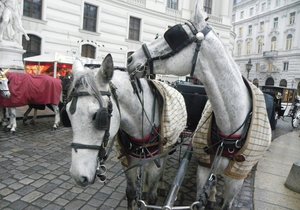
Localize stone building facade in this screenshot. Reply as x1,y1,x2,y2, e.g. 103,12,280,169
232,0,300,90
19,0,234,81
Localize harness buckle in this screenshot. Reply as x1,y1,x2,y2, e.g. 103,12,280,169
235,139,242,149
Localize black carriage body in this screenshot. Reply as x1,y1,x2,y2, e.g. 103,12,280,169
261,86,297,117
173,81,208,132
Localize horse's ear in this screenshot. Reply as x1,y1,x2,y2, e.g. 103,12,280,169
99,54,114,82
192,0,207,27
72,59,84,75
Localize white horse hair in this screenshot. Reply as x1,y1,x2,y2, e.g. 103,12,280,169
68,54,172,209
127,0,271,209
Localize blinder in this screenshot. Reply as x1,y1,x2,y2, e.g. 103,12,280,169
93,103,112,130
164,24,190,52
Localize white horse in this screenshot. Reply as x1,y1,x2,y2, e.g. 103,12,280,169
0,70,61,133
68,54,186,209
0,68,10,126
127,0,271,209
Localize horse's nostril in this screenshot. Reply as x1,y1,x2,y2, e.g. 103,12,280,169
81,176,89,185
127,56,132,64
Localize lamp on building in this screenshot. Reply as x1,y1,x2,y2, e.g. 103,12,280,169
246,58,253,79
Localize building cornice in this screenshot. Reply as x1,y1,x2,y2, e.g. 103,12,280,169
233,1,300,25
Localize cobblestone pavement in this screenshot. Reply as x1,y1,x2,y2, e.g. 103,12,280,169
0,117,257,210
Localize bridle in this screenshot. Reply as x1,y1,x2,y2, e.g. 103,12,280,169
132,21,212,78
69,78,119,182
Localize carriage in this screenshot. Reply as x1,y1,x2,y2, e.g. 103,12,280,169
261,85,300,128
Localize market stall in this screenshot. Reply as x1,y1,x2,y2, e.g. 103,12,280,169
24,53,73,78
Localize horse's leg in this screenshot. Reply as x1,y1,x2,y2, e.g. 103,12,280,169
196,166,214,208
221,176,244,210
52,105,60,129
23,106,33,125
124,165,138,210
146,158,167,205
7,108,17,133
0,107,8,127
30,108,38,125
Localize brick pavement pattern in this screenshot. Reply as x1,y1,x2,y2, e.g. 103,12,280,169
0,117,254,210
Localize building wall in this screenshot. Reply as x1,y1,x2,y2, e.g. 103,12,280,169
232,0,300,90
21,0,234,80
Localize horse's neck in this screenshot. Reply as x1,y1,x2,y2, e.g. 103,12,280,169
196,34,252,135
113,73,159,139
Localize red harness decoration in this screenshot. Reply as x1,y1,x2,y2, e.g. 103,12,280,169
118,128,160,159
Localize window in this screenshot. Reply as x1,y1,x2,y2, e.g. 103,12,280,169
23,0,42,19
276,0,280,6
261,2,266,11
246,41,252,55
204,0,212,14
260,21,264,32
22,34,41,59
257,38,264,53
273,17,278,29
81,44,96,59
128,16,141,41
283,62,289,71
286,34,293,50
289,12,295,25
237,43,242,56
240,11,244,19
265,77,274,86
238,27,243,37
279,79,287,87
250,7,254,16
268,63,273,72
256,63,260,71
248,25,252,35
271,37,277,51
167,0,178,10
83,3,98,32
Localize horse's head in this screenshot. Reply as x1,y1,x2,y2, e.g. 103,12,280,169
0,68,11,98
68,54,120,187
127,0,210,78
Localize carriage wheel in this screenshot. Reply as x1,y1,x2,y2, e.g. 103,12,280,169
291,109,300,128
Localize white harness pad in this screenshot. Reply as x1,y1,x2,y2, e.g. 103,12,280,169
192,81,271,179
150,80,187,151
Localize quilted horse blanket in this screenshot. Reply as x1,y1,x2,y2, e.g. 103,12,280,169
149,80,187,151
0,72,62,107
192,80,271,179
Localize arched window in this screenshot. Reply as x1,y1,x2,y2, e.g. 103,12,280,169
265,77,274,86
279,79,287,87
286,34,292,50
22,34,41,59
81,44,96,59
271,36,277,51
257,38,263,53
237,43,242,56
253,78,259,87
246,40,252,55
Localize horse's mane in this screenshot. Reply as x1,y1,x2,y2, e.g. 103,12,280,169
68,70,101,101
